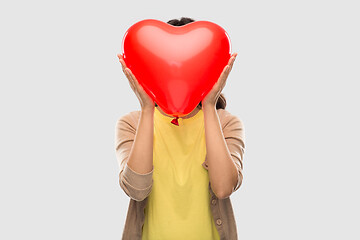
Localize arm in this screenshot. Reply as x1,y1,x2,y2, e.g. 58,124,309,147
203,106,245,199
115,53,156,201
115,107,155,201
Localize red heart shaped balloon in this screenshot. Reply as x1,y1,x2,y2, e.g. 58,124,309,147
121,19,231,117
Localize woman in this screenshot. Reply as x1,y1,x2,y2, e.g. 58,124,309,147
115,17,245,240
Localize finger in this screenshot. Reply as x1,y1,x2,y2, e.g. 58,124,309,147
117,53,125,65
221,65,232,86
230,55,237,69
218,55,235,92
127,68,143,92
228,56,236,68
130,71,146,96
227,53,237,67
225,58,236,76
120,59,129,71
119,60,125,70
117,54,128,69
221,68,229,87
124,68,136,91
124,70,135,91
224,65,231,77
220,65,230,80
230,60,235,69
215,65,230,90
126,68,137,84
126,69,147,101
227,55,234,65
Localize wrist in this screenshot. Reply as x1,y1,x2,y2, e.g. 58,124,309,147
202,103,216,111
141,105,154,114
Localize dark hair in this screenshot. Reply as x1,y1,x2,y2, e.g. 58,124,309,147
154,17,227,110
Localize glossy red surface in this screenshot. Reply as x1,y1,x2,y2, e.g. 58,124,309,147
122,19,231,117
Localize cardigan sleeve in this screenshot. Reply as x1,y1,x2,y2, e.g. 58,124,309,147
114,113,154,201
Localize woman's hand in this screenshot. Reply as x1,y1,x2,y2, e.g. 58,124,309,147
117,53,155,110
202,53,237,108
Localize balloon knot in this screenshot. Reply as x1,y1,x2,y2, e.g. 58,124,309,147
171,116,179,126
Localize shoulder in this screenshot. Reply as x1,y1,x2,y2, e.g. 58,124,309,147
216,108,244,130
115,110,142,130
216,108,231,120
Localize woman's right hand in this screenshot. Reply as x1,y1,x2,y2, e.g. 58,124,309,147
117,53,155,110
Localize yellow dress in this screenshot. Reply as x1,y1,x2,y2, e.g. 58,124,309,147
142,107,220,240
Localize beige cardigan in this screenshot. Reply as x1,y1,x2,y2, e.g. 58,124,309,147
114,108,245,240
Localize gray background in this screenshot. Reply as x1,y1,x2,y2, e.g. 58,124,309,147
1,0,359,239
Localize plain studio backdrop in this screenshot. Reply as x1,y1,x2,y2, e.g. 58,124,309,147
0,0,359,239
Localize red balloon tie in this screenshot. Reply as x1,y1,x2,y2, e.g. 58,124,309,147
171,116,179,126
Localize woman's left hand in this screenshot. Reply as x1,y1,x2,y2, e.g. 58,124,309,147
202,53,238,107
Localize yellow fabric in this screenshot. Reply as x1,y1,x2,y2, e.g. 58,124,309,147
142,107,220,240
